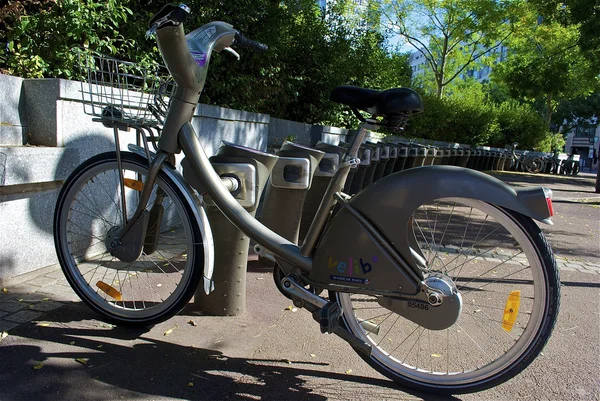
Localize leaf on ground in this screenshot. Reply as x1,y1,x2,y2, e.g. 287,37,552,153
187,382,194,387
1,332,8,341
1,288,8,293
97,344,103,349
345,369,353,374
285,305,294,311
18,299,23,302
33,362,44,370
431,354,442,358
310,354,316,358
187,320,197,327
42,298,50,301
157,284,162,287
69,341,76,345
164,326,178,336
75,358,88,365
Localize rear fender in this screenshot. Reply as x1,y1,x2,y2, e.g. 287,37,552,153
311,166,551,291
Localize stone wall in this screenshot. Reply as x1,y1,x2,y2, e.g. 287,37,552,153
0,74,280,283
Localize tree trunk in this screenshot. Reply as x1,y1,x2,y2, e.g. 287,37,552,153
545,94,553,129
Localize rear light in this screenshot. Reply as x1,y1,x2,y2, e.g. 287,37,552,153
543,187,554,217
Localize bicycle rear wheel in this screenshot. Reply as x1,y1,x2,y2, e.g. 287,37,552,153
54,152,204,325
525,157,543,174
334,198,559,394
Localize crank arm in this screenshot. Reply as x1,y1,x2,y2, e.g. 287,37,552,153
280,276,372,356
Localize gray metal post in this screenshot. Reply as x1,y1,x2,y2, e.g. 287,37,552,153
194,142,278,316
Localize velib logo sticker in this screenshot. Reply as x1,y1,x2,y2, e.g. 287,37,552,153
329,256,378,285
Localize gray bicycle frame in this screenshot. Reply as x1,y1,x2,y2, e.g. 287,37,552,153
116,20,553,303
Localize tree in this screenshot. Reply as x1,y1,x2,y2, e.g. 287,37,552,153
381,0,519,98
492,18,598,128
0,0,411,125
528,0,600,69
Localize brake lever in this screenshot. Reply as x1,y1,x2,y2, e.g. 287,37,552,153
223,47,240,60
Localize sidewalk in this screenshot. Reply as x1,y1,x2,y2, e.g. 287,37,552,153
0,170,599,401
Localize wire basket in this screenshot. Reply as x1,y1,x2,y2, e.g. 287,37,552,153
75,48,176,129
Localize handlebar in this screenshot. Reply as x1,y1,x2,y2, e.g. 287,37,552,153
234,33,269,52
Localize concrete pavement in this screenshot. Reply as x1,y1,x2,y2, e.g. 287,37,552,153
0,170,598,400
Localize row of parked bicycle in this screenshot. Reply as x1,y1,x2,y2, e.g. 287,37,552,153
310,140,580,184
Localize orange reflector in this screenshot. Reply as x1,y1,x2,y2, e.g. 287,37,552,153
502,290,521,332
96,281,122,301
123,178,144,192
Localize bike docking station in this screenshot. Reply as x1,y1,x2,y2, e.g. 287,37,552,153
424,146,436,166
299,142,345,241
183,141,278,316
360,143,381,188
347,146,371,195
259,142,324,247
383,143,399,175
372,143,390,182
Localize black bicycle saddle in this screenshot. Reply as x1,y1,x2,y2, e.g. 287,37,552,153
330,86,424,117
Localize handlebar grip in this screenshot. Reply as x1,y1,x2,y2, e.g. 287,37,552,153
234,33,268,51
149,3,188,29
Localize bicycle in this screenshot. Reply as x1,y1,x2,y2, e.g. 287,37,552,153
53,4,560,395
508,143,544,173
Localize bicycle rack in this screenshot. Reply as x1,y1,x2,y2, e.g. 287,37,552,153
424,147,436,166
347,146,371,195
383,144,399,176
299,144,344,242
372,143,390,182
192,142,278,315
458,149,470,168
394,146,409,171
361,143,381,188
260,142,324,247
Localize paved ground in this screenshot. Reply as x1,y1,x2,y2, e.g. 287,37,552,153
0,170,598,400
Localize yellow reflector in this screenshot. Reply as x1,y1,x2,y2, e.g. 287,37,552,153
123,178,144,192
502,290,521,332
96,281,122,301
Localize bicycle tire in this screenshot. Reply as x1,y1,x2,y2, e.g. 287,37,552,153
54,152,204,326
525,157,543,174
333,198,560,394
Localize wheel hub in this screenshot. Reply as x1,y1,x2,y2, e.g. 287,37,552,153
378,273,463,331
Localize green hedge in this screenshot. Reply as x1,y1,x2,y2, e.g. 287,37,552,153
404,94,558,151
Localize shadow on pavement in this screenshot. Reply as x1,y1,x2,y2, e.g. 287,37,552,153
1,301,458,401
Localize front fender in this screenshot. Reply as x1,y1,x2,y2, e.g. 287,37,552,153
128,145,215,294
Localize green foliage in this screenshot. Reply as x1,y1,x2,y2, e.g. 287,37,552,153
527,0,600,69
491,13,598,126
404,88,554,150
494,100,551,150
0,0,411,126
0,0,135,79
382,0,521,98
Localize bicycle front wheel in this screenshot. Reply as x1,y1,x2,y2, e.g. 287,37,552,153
54,152,204,325
334,198,559,394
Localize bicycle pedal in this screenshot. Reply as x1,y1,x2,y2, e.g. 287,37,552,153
319,302,343,334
